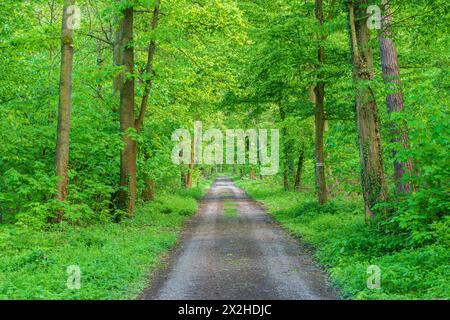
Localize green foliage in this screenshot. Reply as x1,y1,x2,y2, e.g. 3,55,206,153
378,107,450,246
224,206,238,219
238,178,450,300
0,186,203,299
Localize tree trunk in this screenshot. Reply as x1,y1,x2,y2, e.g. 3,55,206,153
348,0,387,218
249,166,255,179
314,0,328,205
96,38,103,100
47,0,56,124
294,146,305,191
186,136,194,188
327,163,334,197
180,149,187,187
55,0,75,212
279,105,291,191
378,0,414,194
112,0,122,101
181,172,187,188
133,1,160,204
142,176,156,201
135,0,160,133
117,7,136,215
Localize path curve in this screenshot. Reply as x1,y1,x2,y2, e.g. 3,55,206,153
142,177,337,300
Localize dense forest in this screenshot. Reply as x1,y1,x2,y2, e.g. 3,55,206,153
0,0,448,300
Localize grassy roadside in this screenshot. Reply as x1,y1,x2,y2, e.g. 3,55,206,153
0,180,211,299
236,178,449,300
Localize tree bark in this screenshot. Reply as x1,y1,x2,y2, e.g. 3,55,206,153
117,6,136,215
186,136,194,188
96,38,103,100
279,105,291,191
142,176,156,201
112,0,122,100
47,0,57,124
133,1,161,202
294,146,305,191
314,0,328,205
348,0,387,218
135,0,160,133
55,0,75,211
378,0,414,194
249,166,255,179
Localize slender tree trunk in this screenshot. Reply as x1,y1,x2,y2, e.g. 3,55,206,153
314,84,327,203
249,166,255,179
294,146,305,190
289,158,295,180
135,0,160,133
314,0,328,205
47,0,56,124
348,0,387,218
133,1,160,202
117,7,136,215
55,0,75,212
180,149,187,187
112,0,122,100
181,171,187,188
186,136,194,188
142,176,156,201
378,0,414,194
96,38,103,100
279,105,290,191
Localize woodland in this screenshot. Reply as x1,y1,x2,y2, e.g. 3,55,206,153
0,0,448,299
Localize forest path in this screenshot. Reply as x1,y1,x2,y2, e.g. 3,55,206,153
142,177,337,300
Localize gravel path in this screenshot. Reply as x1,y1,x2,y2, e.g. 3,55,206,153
142,177,337,300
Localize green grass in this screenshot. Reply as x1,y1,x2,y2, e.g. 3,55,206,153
224,207,238,219
223,199,234,208
223,199,238,218
0,186,207,300
236,178,450,300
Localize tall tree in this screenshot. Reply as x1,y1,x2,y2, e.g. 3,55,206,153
138,0,160,198
117,6,136,215
118,0,161,212
55,0,76,210
378,0,414,194
313,0,328,204
348,0,387,218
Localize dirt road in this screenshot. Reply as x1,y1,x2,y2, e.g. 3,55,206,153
142,177,337,300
